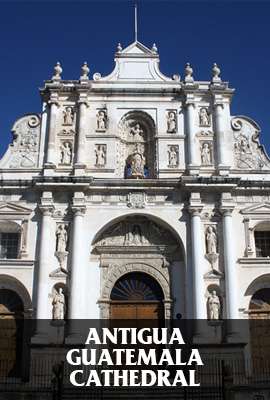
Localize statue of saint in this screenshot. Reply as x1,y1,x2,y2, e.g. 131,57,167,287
95,145,106,166
206,226,217,254
56,224,68,253
52,288,65,320
130,152,145,178
63,107,74,125
167,112,176,133
97,111,107,131
208,290,221,320
199,108,210,126
130,123,144,141
60,142,72,165
201,142,211,165
168,146,178,167
131,225,143,245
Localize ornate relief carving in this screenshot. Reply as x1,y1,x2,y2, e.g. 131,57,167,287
199,108,211,127
231,116,270,170
94,217,178,249
63,107,74,126
127,192,146,209
166,111,177,133
201,142,213,166
96,110,107,131
95,144,106,167
9,114,41,169
168,145,179,168
101,262,171,302
118,111,156,178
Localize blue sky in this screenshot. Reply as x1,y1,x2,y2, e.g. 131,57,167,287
0,0,270,157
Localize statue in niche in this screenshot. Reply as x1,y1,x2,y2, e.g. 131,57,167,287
199,108,210,127
208,290,221,320
205,226,217,254
131,224,143,245
130,123,144,141
52,287,66,320
95,145,106,167
130,152,145,178
56,224,68,253
60,142,72,165
167,111,177,133
63,107,74,125
96,110,107,131
201,142,212,165
168,146,178,167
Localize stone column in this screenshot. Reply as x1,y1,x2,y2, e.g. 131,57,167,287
32,197,55,343
74,94,89,170
213,96,229,175
185,95,199,175
66,198,86,343
221,207,238,320
46,94,59,166
188,206,206,320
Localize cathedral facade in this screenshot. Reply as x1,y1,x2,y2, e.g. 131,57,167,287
0,40,270,334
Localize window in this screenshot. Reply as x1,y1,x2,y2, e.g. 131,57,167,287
255,231,270,257
0,233,19,259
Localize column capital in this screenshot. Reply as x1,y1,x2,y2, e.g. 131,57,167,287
219,206,234,216
38,204,55,217
183,93,196,108
77,93,90,108
71,205,86,217
48,93,60,107
187,205,203,216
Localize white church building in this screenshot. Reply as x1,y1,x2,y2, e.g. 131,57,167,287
0,40,270,340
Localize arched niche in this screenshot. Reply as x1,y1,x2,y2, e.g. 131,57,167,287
117,110,156,178
92,214,183,319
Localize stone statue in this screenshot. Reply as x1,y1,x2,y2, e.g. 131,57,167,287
52,287,65,320
95,145,106,167
167,112,177,133
63,107,74,125
130,152,145,178
208,290,221,320
97,110,107,131
201,142,212,165
199,108,210,127
205,226,217,254
56,224,68,253
60,142,72,165
168,146,178,167
130,123,144,141
131,224,143,245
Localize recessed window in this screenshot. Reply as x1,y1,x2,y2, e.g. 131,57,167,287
0,233,19,259
255,231,270,257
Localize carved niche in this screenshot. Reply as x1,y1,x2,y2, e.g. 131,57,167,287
8,114,41,169
118,111,156,178
94,216,178,253
231,116,270,170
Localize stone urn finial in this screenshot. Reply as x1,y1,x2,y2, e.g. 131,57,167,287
212,62,221,83
52,62,62,81
184,62,194,83
80,61,89,81
117,43,122,53
152,43,158,53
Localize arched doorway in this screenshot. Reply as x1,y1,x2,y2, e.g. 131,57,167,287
249,288,270,361
110,272,164,320
0,289,24,376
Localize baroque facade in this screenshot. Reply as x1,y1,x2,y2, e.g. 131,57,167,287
0,40,270,337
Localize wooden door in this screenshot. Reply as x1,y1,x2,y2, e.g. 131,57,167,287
110,302,163,320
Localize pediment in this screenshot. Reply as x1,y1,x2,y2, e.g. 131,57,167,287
0,202,32,215
120,41,155,56
93,41,172,82
241,203,270,215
